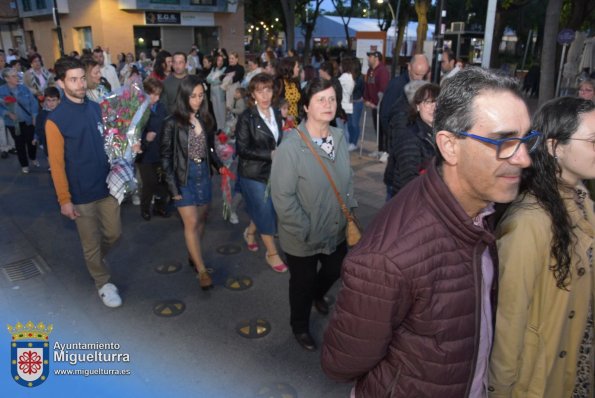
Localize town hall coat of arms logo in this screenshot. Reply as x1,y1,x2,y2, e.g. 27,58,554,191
7,321,53,387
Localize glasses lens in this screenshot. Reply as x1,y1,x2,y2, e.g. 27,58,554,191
499,139,521,159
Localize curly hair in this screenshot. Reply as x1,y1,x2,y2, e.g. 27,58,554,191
522,96,595,289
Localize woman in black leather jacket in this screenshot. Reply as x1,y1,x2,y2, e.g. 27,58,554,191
160,75,226,290
235,73,287,272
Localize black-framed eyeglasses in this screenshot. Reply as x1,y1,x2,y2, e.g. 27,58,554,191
567,138,595,151
456,130,542,159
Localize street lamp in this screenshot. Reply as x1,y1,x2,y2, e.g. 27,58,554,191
377,0,401,77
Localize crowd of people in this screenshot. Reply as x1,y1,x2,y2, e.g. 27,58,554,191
0,41,594,398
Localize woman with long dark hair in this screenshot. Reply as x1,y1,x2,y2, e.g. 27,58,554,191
160,75,226,290
274,57,301,120
489,97,595,397
150,50,172,81
206,54,227,131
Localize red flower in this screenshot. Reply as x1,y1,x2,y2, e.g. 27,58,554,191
4,96,17,104
217,132,228,144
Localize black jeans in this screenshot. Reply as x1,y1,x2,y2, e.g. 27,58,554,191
285,241,347,334
8,123,36,167
137,162,169,213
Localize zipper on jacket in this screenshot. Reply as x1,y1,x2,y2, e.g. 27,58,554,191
463,243,484,398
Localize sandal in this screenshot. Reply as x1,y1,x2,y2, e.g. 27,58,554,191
198,269,213,290
243,228,259,252
266,252,288,273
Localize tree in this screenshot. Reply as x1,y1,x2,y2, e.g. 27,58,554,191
539,0,563,105
329,0,366,50
301,0,325,62
561,0,595,30
414,0,430,53
280,0,299,54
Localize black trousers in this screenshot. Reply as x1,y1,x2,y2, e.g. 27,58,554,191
285,241,347,334
136,162,169,213
8,123,36,167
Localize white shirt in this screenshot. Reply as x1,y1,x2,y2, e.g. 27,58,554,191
257,106,279,143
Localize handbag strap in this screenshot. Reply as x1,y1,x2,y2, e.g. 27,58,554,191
295,128,352,222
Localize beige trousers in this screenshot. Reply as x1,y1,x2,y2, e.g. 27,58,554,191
74,195,121,289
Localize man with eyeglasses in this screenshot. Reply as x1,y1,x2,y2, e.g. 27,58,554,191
322,67,538,397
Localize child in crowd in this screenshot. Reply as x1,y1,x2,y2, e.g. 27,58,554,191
34,87,61,165
278,98,296,131
225,87,247,137
136,77,170,220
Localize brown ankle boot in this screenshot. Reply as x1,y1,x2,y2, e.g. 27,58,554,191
198,270,213,290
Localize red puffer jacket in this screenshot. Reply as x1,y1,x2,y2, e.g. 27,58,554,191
321,161,497,397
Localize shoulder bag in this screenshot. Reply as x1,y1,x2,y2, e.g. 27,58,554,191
296,128,361,246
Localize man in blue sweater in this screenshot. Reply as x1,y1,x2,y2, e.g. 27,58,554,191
46,57,122,308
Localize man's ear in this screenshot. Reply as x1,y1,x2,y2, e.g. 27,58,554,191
56,79,64,90
435,130,458,165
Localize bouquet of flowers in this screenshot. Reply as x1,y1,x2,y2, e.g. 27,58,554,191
2,96,20,136
100,83,151,203
215,131,236,220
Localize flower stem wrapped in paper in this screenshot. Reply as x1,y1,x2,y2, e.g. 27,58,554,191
215,131,236,220
100,83,151,204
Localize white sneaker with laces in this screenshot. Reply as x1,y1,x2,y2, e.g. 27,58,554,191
98,283,122,308
229,211,239,224
32,160,40,167
21,167,30,174
379,152,389,163
348,143,357,152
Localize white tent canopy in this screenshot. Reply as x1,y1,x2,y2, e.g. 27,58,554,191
294,16,435,57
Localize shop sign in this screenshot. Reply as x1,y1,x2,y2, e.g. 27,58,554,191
145,11,181,25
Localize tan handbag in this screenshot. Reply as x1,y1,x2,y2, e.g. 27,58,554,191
296,128,361,246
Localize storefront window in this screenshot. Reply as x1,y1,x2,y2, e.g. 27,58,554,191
76,27,93,52
22,0,32,11
190,0,215,4
35,0,46,9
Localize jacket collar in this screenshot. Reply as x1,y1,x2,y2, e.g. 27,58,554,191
250,106,283,144
422,160,496,245
295,121,344,161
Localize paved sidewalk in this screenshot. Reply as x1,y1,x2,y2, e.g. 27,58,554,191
0,125,388,398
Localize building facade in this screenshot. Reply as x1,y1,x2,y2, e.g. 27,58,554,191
0,0,23,55
17,0,244,66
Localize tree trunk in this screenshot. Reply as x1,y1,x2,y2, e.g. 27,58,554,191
415,0,429,54
343,23,352,50
538,0,563,105
302,0,323,64
280,0,296,53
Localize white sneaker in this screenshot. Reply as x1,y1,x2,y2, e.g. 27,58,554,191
98,283,122,308
132,194,140,206
32,160,40,167
229,211,239,224
21,167,30,174
379,152,389,163
348,143,357,152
